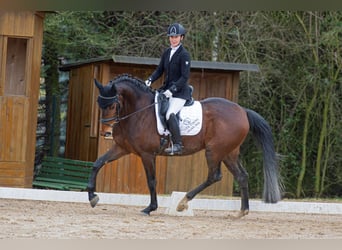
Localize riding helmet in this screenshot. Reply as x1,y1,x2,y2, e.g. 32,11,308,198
167,23,186,37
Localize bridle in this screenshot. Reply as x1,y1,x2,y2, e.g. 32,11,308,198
98,94,120,126
98,94,156,128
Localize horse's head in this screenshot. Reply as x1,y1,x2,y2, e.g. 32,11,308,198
94,78,120,137
94,74,155,138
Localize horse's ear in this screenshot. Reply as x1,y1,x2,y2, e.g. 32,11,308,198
94,78,103,91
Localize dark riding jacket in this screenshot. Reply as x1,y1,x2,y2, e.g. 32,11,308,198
150,44,192,101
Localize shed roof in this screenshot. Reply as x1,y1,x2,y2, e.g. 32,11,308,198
59,55,259,72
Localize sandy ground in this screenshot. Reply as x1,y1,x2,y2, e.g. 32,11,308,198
0,198,341,239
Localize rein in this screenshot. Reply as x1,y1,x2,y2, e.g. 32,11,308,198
99,94,156,127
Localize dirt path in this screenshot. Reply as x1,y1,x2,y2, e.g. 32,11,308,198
0,198,341,239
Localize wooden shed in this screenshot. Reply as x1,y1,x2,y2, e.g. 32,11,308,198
0,11,45,187
60,55,259,196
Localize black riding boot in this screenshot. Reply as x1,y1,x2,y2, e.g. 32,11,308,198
165,113,183,155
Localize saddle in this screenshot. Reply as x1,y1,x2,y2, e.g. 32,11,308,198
158,85,194,129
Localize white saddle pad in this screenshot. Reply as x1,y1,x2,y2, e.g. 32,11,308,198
155,93,203,136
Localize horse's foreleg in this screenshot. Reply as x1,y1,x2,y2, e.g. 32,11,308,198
87,146,128,208
87,158,104,208
140,154,158,215
223,158,249,218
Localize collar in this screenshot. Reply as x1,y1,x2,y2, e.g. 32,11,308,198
170,43,181,51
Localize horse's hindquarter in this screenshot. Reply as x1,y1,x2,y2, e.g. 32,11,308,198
200,98,249,149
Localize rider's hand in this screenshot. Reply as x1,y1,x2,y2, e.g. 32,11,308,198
163,89,173,98
145,78,152,87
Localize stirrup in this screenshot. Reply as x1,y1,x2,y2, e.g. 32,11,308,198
164,143,183,155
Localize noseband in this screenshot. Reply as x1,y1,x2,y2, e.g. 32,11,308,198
97,94,121,126
98,94,156,127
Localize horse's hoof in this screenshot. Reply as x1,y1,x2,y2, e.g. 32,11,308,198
176,203,188,212
140,208,151,216
176,196,189,212
233,209,249,219
90,195,99,208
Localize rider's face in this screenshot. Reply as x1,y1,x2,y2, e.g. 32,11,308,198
169,35,182,48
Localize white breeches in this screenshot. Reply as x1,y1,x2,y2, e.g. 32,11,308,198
166,97,186,120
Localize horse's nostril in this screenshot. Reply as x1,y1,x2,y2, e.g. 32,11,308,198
104,132,112,138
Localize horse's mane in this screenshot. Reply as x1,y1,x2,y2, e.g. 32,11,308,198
109,74,155,94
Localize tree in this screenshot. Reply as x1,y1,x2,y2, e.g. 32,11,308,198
42,31,61,157
295,11,342,198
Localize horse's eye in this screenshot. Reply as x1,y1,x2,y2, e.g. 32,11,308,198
109,104,116,110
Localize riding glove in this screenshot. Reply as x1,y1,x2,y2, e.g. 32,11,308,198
163,89,173,98
145,78,152,87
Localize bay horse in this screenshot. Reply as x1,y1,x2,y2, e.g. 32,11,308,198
87,74,282,217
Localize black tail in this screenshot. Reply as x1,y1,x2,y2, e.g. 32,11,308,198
245,108,282,203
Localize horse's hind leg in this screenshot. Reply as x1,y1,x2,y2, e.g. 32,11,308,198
177,149,223,212
223,155,249,218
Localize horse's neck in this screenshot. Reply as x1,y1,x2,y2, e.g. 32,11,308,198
119,86,154,111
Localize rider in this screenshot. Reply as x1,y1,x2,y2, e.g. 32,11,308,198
145,23,192,155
